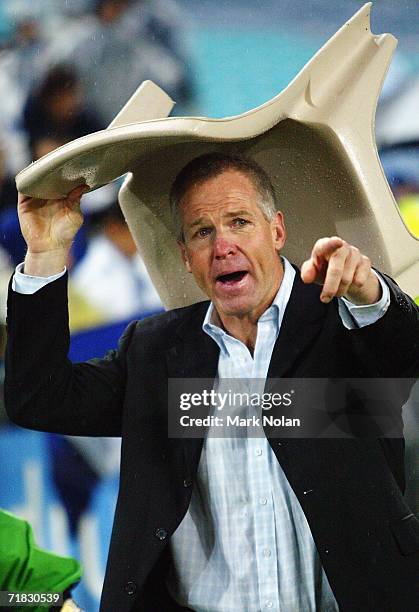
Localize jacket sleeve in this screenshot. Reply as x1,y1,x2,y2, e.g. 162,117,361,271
351,274,419,378
4,273,135,437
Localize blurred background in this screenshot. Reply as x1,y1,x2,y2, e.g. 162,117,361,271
0,1,418,609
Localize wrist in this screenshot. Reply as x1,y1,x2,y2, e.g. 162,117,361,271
24,248,69,277
344,272,381,305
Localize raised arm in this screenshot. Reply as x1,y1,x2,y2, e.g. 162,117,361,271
18,184,87,276
5,185,132,436
5,273,135,437
301,236,418,376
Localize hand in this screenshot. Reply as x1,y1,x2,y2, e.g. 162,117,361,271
300,236,381,305
18,184,88,276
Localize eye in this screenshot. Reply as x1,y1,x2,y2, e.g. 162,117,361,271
196,227,212,238
232,218,249,227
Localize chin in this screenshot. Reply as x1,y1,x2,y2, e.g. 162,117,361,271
216,297,254,318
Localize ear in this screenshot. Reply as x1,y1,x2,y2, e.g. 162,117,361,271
177,240,192,273
272,210,286,252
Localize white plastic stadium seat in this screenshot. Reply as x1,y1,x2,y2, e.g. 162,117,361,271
16,3,419,306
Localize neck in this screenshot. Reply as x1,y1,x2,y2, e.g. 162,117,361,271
214,265,284,355
212,308,258,354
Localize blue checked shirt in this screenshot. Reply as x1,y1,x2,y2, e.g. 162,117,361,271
166,258,390,612
12,259,390,611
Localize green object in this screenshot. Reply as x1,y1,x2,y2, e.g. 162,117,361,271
399,194,419,238
0,509,82,611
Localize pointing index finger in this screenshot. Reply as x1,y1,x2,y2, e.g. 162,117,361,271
312,236,345,264
301,236,347,287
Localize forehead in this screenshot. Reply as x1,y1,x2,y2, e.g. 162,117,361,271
180,169,259,217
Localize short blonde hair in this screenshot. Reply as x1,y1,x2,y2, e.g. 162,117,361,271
170,152,277,241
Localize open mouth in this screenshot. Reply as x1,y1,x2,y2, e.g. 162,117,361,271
216,271,248,285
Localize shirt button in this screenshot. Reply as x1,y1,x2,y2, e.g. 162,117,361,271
254,448,262,456
265,601,273,608
183,478,192,487
263,548,271,558
124,581,137,595
259,497,268,505
155,528,167,540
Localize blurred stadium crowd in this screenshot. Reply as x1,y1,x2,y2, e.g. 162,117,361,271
0,1,417,608
0,0,195,331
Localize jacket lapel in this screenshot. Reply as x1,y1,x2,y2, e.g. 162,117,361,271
267,269,328,379
265,272,330,506
165,301,220,474
165,301,220,380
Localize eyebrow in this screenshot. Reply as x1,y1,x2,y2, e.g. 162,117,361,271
224,209,254,219
187,210,255,229
187,217,206,229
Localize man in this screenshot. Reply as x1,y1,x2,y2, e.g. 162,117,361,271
5,153,419,611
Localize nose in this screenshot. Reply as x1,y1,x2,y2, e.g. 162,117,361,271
213,234,236,259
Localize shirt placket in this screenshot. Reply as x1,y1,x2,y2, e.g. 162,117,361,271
249,315,281,611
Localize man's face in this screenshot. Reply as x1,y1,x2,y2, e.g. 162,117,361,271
178,169,286,321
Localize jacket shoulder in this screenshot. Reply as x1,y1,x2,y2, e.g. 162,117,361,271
129,300,210,346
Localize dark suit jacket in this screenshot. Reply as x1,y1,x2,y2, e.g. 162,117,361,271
5,271,419,612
